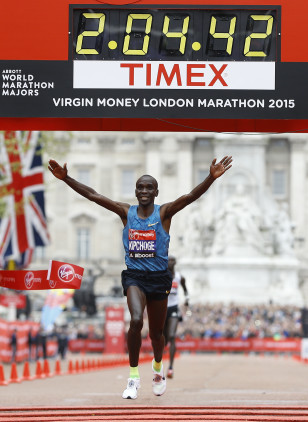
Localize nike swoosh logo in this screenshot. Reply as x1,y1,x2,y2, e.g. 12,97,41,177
148,222,159,227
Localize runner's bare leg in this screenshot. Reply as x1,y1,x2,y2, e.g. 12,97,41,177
126,286,147,367
167,316,178,368
147,298,168,363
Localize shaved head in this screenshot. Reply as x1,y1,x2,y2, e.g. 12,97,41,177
136,175,158,189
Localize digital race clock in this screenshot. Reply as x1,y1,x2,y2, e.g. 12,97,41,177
72,7,278,61
71,5,278,91
0,0,308,133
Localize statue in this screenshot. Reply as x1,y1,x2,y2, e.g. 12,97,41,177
180,202,215,257
180,203,204,257
211,183,265,255
273,203,295,256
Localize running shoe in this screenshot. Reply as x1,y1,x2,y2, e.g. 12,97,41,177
152,361,166,396
122,378,140,399
167,368,173,379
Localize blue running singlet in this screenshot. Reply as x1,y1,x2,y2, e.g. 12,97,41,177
122,205,170,271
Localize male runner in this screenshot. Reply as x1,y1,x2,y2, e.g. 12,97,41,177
48,155,232,399
164,255,189,379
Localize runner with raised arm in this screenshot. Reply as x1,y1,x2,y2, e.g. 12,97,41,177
48,155,232,399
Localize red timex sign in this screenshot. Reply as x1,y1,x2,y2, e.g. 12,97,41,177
121,63,228,87
74,62,275,90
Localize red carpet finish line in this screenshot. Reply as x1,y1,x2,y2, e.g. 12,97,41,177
1,406,308,421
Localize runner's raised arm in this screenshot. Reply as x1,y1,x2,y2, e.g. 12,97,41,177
160,155,232,232
48,159,129,225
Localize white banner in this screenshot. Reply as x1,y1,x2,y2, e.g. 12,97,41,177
74,61,275,90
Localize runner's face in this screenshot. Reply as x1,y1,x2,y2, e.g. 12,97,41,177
135,176,158,205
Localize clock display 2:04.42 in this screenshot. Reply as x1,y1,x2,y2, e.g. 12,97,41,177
72,7,278,62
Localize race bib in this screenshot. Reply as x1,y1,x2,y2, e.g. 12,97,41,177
170,279,179,295
128,229,156,258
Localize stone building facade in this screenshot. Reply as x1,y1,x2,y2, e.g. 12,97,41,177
33,131,308,305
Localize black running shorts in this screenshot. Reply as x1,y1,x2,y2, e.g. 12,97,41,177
166,305,181,321
166,304,183,322
121,268,173,301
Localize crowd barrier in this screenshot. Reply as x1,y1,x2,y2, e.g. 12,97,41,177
0,319,40,363
0,318,301,362
68,339,105,353
141,338,301,354
67,337,301,354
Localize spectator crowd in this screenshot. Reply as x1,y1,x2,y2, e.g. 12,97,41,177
174,303,302,340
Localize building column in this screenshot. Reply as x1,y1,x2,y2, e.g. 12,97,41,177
290,136,307,242
176,136,194,194
172,136,194,254
143,134,163,181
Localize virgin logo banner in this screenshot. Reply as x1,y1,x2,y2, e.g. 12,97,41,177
104,306,125,354
0,261,84,290
47,260,84,289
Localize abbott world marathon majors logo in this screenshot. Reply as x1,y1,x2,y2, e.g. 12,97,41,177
24,272,42,289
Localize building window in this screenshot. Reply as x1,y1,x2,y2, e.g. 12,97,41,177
196,138,211,147
272,169,286,196
121,169,135,197
77,168,90,186
78,137,90,145
77,228,90,260
121,138,135,145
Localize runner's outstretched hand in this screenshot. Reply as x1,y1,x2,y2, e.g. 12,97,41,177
210,156,232,179
48,159,68,180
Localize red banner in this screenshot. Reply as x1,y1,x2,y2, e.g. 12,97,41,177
66,337,302,355
47,260,84,289
104,307,125,354
0,261,84,290
0,319,38,362
140,337,302,354
0,294,26,308
0,319,61,362
68,339,105,353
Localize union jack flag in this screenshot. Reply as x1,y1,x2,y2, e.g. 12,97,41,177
0,131,50,269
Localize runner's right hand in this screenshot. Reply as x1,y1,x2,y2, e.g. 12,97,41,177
48,160,68,180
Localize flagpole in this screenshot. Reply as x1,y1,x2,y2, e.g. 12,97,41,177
6,260,17,321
